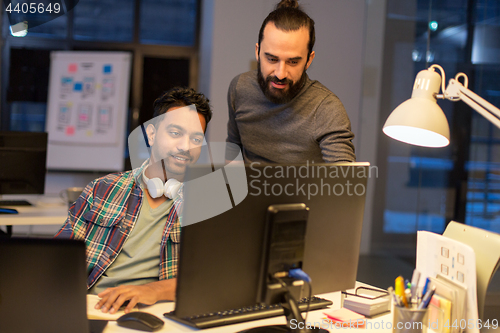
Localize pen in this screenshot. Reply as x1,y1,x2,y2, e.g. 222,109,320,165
417,286,436,310
395,276,408,308
388,286,402,307
404,289,412,306
387,287,399,306
417,288,422,306
410,269,420,300
421,277,430,297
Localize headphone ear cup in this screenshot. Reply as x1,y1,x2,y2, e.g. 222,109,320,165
164,179,182,199
147,177,165,198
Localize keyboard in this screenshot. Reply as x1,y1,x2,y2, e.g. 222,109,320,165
163,296,332,329
0,200,32,206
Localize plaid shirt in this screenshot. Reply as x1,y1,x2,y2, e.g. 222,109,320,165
55,164,182,289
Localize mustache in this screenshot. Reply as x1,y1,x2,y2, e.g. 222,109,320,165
171,151,192,160
267,75,292,85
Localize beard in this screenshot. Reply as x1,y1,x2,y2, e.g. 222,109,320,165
257,59,307,104
149,148,195,181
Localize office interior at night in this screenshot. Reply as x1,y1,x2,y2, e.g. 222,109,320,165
0,0,499,326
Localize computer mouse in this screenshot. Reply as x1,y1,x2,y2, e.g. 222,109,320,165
116,311,164,332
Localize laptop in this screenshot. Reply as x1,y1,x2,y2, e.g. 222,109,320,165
0,238,107,333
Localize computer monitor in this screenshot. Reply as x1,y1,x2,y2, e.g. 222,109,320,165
0,131,47,205
257,203,310,306
0,238,90,333
173,162,370,319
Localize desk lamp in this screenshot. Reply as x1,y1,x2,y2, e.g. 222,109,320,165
383,66,500,321
383,64,500,147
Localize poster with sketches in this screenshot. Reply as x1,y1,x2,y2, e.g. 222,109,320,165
46,52,130,145
46,51,131,171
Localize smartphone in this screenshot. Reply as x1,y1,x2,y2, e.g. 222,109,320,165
257,203,309,304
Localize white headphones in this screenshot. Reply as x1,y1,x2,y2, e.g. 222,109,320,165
142,166,182,199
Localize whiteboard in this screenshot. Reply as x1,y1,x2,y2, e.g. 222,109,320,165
45,51,132,171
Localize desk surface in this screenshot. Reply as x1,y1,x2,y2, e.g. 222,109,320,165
0,195,67,226
93,288,394,333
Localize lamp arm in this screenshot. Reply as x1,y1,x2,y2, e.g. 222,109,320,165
445,79,500,130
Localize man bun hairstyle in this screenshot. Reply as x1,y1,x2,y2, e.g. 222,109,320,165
152,87,212,129
276,0,299,9
258,0,315,60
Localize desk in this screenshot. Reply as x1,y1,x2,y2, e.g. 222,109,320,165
0,195,68,236
96,287,394,333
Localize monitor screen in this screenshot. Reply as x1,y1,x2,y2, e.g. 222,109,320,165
0,238,89,333
0,131,48,196
174,162,371,317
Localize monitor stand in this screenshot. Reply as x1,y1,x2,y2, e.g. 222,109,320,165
238,287,328,333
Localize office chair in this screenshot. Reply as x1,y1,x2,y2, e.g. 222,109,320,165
443,221,500,320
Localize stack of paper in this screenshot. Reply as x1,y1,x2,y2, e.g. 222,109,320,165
343,294,391,317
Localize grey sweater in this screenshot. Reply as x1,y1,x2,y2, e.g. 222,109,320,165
226,70,356,164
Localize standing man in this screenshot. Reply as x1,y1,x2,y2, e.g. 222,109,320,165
56,87,212,314
226,0,355,164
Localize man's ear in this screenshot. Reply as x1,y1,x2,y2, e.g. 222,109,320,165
305,51,315,70
146,124,156,147
255,43,259,61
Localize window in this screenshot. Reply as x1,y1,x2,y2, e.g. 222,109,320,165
374,0,500,256
73,0,135,42
140,0,197,46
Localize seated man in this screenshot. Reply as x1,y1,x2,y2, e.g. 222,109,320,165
55,87,212,314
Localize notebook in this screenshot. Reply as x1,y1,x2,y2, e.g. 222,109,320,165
0,237,106,333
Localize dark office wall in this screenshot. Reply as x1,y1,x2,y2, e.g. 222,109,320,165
139,57,190,125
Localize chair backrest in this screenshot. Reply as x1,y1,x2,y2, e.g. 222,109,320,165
443,221,500,319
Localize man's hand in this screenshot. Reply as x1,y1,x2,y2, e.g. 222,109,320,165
94,278,177,314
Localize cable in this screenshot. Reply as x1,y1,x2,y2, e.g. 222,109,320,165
304,280,312,323
289,268,311,282
288,268,312,323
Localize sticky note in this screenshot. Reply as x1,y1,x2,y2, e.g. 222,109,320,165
103,64,112,74
61,77,72,84
324,308,366,328
65,126,75,136
440,296,452,333
430,295,451,333
428,295,441,325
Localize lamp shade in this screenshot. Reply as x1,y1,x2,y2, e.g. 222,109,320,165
383,68,451,148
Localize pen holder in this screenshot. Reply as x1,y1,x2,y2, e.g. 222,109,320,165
393,306,428,333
